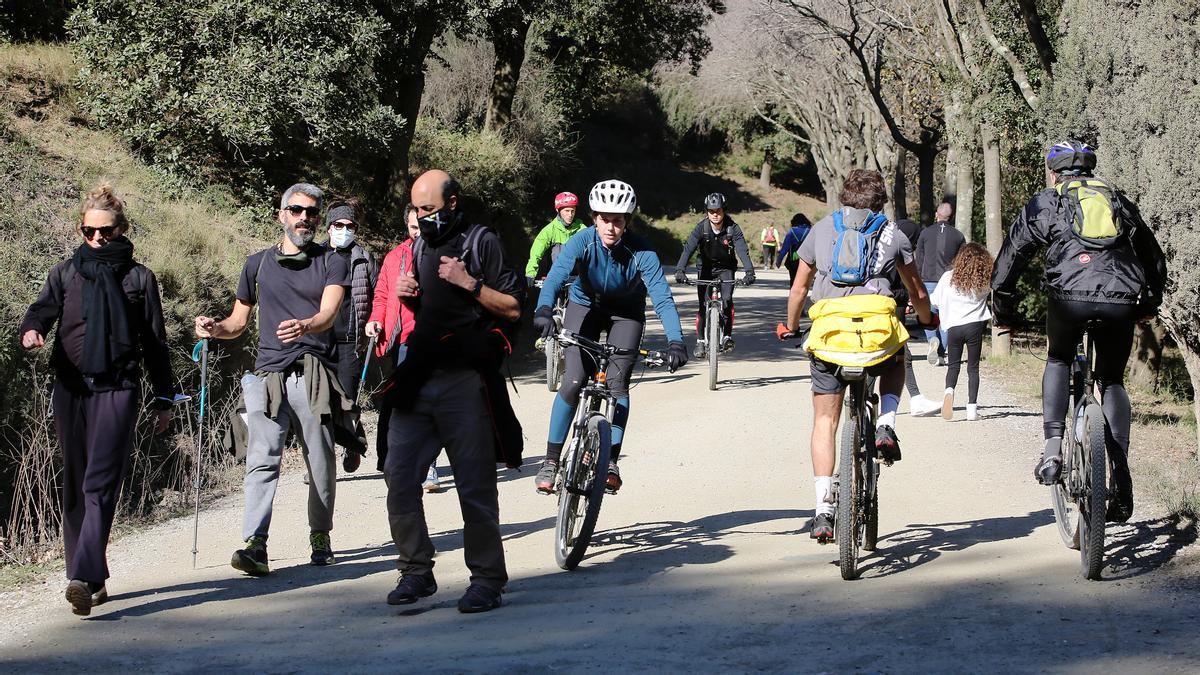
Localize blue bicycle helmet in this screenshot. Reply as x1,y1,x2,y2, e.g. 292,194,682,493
1046,140,1097,175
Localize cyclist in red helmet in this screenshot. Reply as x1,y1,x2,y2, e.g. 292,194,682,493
525,191,589,286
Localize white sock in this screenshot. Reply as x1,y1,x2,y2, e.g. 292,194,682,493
814,476,834,515
878,394,900,429
877,411,897,429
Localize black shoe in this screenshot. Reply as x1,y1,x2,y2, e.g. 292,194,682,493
535,459,558,495
457,584,502,613
310,531,335,566
810,513,834,544
387,573,437,605
1106,468,1134,523
231,536,270,576
875,425,901,464
1033,456,1063,486
605,461,622,494
89,581,108,608
343,449,362,473
65,580,92,616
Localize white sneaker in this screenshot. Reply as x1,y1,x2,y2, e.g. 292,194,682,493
927,336,941,364
942,388,955,420
966,404,979,421
909,394,941,417
423,465,441,493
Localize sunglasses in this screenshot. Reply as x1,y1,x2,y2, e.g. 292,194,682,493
81,225,119,239
329,221,357,230
283,205,321,218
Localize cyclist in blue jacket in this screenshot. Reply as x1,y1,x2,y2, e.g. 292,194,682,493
532,180,688,494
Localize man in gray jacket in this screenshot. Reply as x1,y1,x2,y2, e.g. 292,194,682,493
914,201,964,365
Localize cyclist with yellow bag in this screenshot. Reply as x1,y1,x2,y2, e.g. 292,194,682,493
775,169,936,542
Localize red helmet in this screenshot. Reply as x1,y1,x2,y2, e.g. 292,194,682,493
554,191,579,210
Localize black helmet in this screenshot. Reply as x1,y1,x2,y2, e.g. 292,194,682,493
1046,140,1097,175
703,193,726,210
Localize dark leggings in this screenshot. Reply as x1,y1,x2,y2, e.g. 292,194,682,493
945,320,987,403
1043,300,1138,469
696,267,735,337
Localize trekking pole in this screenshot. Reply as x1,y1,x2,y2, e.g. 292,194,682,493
359,334,377,392
190,339,209,569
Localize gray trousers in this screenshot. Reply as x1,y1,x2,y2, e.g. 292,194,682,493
242,371,336,540
385,369,507,591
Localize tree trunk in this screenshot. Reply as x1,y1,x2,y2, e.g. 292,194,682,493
484,16,531,134
981,123,1009,357
372,68,427,218
760,155,772,190
892,146,908,220
956,157,975,243
916,142,937,225
1128,321,1166,391
1178,343,1200,460
943,142,958,207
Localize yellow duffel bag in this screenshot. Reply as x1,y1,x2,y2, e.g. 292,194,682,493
803,294,909,367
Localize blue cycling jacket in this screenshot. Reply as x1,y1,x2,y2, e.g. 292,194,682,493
537,227,684,344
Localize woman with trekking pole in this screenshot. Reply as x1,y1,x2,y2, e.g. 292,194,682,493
19,182,180,616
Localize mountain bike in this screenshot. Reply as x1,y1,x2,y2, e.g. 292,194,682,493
680,276,747,390
1049,321,1109,580
533,279,569,392
548,329,664,570
833,365,881,581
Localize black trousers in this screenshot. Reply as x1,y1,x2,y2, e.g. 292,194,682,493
53,382,139,584
696,267,736,337
945,320,988,403
335,341,363,401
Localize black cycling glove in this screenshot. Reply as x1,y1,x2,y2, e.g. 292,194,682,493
533,306,555,339
743,270,756,286
666,341,689,373
674,270,688,284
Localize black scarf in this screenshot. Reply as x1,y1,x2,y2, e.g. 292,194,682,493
73,237,136,376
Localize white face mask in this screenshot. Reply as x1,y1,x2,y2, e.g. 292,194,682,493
329,227,356,249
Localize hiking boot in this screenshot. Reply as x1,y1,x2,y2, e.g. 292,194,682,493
423,465,441,493
693,340,706,359
721,335,735,352
535,459,559,495
909,394,940,417
65,580,93,616
875,425,901,464
605,461,622,494
810,513,835,544
310,531,335,566
457,584,502,613
343,448,362,474
231,536,270,576
387,573,437,605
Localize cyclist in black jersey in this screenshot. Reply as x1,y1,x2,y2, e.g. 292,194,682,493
991,140,1167,523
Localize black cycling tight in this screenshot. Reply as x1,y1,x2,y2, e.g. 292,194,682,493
1042,300,1138,466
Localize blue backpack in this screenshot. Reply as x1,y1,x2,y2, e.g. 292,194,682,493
830,210,889,286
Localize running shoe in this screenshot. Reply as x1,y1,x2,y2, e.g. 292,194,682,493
693,340,706,359
942,388,955,420
810,513,835,543
423,465,441,493
535,459,558,494
909,394,941,417
875,425,902,464
457,584,502,613
387,573,437,605
231,535,270,576
605,461,622,494
927,335,941,364
310,531,335,566
721,335,735,352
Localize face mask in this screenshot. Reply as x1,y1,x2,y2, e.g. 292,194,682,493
329,227,356,249
417,207,454,240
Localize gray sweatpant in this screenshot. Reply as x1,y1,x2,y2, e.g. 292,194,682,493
242,371,336,540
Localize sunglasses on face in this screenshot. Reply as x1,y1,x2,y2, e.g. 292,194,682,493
283,205,321,218
329,221,357,230
81,225,118,239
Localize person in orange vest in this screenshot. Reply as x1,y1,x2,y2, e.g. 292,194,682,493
760,224,781,269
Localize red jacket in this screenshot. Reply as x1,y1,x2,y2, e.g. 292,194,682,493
368,240,416,358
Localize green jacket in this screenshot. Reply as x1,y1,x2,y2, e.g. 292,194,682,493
525,215,587,277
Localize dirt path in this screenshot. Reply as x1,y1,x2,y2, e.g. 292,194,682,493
2,268,1198,672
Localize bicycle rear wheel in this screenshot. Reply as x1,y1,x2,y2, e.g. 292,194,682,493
836,405,862,580
707,304,720,390
1079,403,1107,580
554,413,612,570
545,338,562,392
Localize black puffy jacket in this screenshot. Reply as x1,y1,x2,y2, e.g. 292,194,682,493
991,183,1166,307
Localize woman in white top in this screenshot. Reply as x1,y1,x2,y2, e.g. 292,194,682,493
930,243,994,420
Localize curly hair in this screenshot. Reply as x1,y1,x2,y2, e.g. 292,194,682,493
949,243,994,296
838,169,888,212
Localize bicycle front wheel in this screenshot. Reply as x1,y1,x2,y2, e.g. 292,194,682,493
554,413,612,570
545,338,562,392
707,304,720,390
1079,402,1107,580
836,406,862,580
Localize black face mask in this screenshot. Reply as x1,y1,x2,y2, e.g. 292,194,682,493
418,207,457,242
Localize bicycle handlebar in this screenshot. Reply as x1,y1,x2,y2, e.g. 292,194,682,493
553,330,665,367
678,276,750,287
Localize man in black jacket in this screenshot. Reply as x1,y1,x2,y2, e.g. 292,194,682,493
914,201,964,365
674,192,755,357
384,169,523,614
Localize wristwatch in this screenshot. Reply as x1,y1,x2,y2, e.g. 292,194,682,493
471,277,484,297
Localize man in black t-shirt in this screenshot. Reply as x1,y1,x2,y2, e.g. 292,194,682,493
383,170,523,614
195,182,350,576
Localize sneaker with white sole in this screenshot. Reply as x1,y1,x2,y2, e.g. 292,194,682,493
909,394,941,417
966,403,978,421
423,465,441,493
942,388,955,420
927,335,941,364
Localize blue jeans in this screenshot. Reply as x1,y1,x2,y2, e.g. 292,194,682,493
923,282,948,356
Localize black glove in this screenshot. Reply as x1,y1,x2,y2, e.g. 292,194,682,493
533,306,555,339
526,276,537,289
991,290,1021,328
743,270,756,286
674,270,688,284
666,340,688,373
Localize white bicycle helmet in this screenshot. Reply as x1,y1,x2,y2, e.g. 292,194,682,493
588,180,637,214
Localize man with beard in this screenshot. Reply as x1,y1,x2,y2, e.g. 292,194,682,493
195,183,350,575
383,170,523,613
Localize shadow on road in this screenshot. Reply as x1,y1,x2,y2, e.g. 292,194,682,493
1105,516,1199,580
862,509,1056,578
